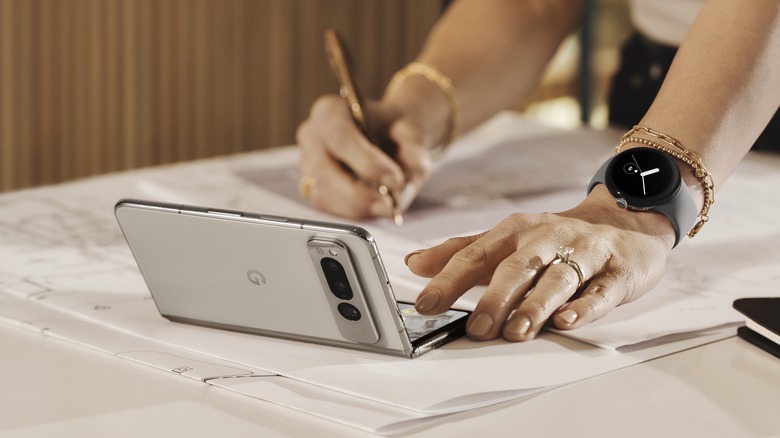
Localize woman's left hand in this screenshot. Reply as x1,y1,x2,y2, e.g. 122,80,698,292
405,185,678,341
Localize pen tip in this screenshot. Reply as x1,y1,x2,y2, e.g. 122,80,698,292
393,210,404,227
378,184,403,226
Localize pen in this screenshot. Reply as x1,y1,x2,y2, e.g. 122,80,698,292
324,28,404,226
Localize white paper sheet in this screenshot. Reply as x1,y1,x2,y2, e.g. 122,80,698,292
2,113,777,434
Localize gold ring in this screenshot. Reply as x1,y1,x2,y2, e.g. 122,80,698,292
299,176,316,199
549,246,584,289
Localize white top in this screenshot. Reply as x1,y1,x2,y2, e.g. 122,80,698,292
630,0,705,46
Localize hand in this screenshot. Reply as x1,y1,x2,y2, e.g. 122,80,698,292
296,95,434,219
405,185,677,341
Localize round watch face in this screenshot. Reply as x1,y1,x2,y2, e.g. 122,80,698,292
605,147,681,208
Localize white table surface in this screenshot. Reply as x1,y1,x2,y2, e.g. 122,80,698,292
2,113,779,437
2,320,778,437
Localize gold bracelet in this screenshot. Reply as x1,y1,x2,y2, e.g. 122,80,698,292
617,125,715,238
385,62,460,151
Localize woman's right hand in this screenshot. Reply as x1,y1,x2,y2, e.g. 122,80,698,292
296,95,435,220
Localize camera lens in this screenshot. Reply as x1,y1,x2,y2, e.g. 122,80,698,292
320,257,353,300
332,281,351,299
321,257,341,272
338,303,361,321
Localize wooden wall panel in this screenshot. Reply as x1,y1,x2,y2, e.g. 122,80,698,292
0,0,440,192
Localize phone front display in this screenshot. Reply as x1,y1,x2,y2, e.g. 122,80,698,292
398,302,469,343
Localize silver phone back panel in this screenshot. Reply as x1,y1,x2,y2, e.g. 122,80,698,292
115,201,413,355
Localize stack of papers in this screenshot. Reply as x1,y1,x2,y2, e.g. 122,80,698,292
2,113,779,433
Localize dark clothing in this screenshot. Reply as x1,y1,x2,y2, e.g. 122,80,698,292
608,33,780,152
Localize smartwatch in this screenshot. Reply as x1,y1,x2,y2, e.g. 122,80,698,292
588,147,698,248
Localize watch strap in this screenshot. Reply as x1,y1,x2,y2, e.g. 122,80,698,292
587,159,610,195
653,184,698,247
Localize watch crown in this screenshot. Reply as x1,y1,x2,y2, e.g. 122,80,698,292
616,198,628,209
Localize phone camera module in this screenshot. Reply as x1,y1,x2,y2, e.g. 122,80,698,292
320,257,353,300
337,303,361,321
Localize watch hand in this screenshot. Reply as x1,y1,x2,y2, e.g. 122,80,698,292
641,175,646,195
640,168,660,177
631,155,643,173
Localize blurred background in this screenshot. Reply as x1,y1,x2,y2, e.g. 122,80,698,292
0,0,630,193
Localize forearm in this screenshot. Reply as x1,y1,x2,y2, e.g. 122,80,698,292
383,0,583,146
637,0,780,203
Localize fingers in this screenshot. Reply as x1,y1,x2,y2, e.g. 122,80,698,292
409,235,512,315
411,230,519,316
408,215,543,321
550,278,628,330
502,256,593,341
405,234,486,278
297,95,407,218
299,150,388,218
466,246,557,340
305,96,404,188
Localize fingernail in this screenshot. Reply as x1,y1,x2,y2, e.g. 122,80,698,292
558,309,578,326
467,313,494,338
506,315,531,336
404,250,423,266
416,290,440,313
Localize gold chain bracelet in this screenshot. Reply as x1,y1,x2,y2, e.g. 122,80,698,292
617,125,714,238
385,62,460,152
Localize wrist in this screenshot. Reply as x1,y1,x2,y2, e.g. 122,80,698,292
569,185,677,250
382,62,459,151
381,79,447,148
